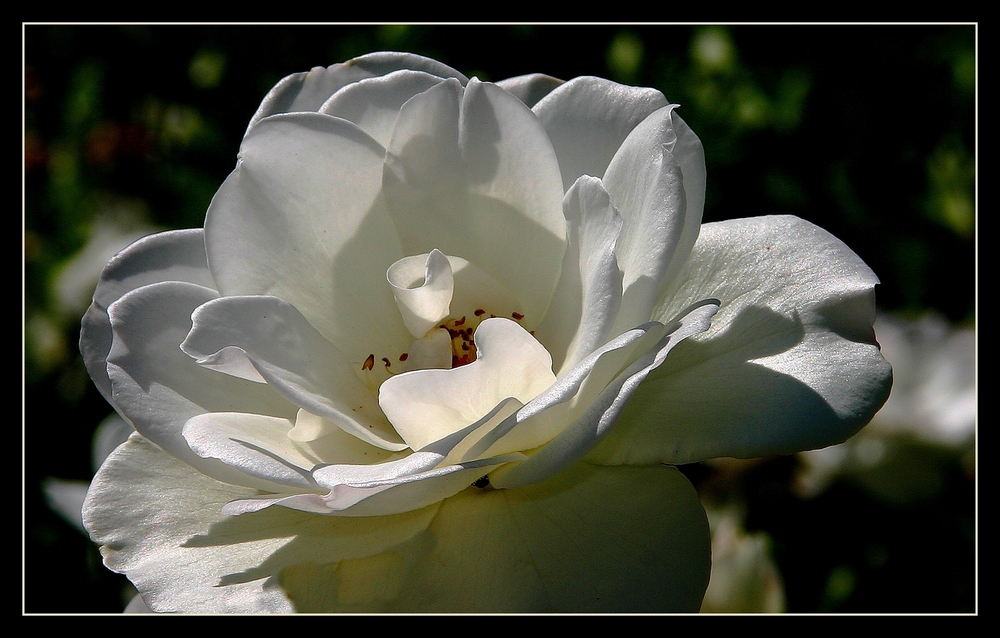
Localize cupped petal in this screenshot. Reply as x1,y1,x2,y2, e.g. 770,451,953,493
383,77,567,325
535,175,623,375
491,300,719,489
321,69,449,149
379,317,556,452
278,462,710,612
246,52,468,133
105,281,298,486
532,76,669,192
180,294,406,451
83,434,439,614
590,215,893,465
603,105,705,333
205,112,411,369
81,228,215,405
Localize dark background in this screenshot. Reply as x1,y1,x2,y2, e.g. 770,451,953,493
24,24,976,613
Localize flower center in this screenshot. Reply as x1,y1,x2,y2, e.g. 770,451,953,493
375,250,556,452
438,309,528,368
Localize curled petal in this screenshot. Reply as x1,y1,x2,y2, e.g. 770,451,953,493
105,281,297,488
225,411,526,518
181,294,406,451
491,299,719,489
387,249,454,338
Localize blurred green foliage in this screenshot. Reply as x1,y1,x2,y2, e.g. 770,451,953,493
23,24,975,613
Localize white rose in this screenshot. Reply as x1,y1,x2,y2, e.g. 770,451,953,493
80,52,891,613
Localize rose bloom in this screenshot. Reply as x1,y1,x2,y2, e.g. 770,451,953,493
80,52,891,613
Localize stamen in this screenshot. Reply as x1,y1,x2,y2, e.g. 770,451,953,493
362,354,375,371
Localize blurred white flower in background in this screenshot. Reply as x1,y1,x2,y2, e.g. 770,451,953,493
701,504,785,613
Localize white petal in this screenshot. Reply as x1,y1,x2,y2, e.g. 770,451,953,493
205,112,412,369
81,228,215,406
345,51,469,82
383,78,566,324
532,76,669,191
535,175,624,375
83,435,438,613
491,300,719,489
278,463,710,612
379,318,556,452
105,281,298,487
246,52,468,133
603,105,704,333
321,69,448,148
182,412,318,490
286,409,398,466
387,249,454,338
591,215,892,464
496,73,565,108
180,295,405,451
227,413,525,518
459,323,659,463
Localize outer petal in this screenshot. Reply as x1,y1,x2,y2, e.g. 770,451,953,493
81,228,215,405
382,78,567,325
590,215,893,465
205,112,411,369
532,76,669,192
83,435,438,614
246,52,468,132
320,69,449,149
495,73,565,108
278,462,710,613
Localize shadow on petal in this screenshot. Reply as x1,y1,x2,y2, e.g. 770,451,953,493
594,303,889,464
